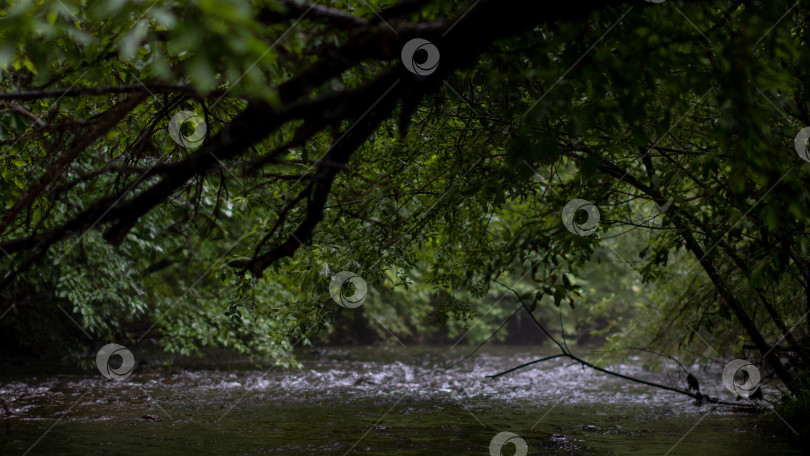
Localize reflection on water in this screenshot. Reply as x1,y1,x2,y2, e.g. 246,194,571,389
0,346,801,455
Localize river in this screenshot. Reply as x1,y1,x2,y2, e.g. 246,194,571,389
0,346,801,455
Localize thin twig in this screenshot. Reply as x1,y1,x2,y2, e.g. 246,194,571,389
487,354,567,379
487,283,759,409
0,84,227,101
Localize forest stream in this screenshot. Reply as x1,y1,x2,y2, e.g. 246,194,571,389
0,346,801,455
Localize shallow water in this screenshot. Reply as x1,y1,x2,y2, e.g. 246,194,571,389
0,346,802,455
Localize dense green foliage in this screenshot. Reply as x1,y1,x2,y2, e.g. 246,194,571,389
1,0,809,418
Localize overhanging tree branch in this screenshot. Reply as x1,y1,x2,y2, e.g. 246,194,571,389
0,0,677,281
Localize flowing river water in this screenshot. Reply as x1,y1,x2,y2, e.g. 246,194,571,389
0,346,802,455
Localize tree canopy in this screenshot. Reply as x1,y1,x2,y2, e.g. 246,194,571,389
1,0,809,403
